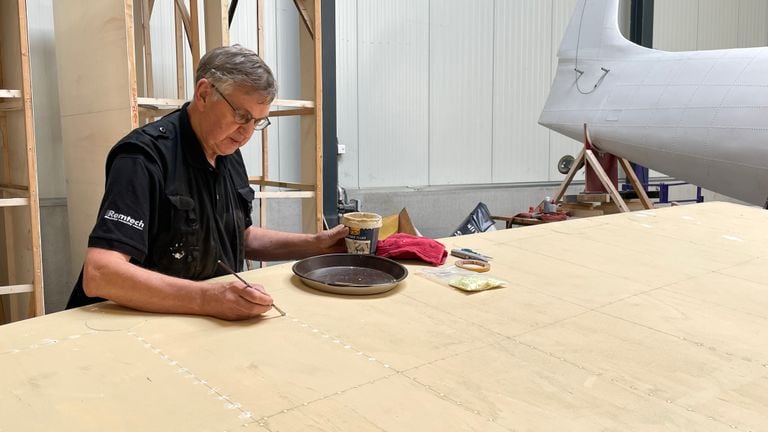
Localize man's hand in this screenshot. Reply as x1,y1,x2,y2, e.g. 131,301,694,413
244,224,351,261
202,280,274,321
315,224,349,254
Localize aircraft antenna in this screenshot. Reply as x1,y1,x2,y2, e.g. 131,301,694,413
574,0,610,94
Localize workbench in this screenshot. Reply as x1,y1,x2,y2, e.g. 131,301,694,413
2,202,767,431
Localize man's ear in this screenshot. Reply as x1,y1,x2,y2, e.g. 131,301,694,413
195,78,211,104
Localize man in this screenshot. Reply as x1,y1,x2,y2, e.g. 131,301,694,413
66,45,347,320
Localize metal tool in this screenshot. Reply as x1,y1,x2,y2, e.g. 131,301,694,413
217,260,286,316
450,248,492,262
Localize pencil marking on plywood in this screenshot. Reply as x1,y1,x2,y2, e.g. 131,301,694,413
126,330,258,427
261,317,499,424
1,331,97,356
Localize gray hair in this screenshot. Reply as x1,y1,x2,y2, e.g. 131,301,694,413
196,44,277,104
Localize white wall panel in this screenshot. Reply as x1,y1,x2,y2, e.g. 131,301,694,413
738,0,768,47
698,0,739,49
654,0,699,51
231,0,269,179
428,0,494,185
149,1,177,99
492,0,552,183
230,1,260,48
547,0,583,182
656,0,768,52
273,0,301,182
336,0,359,189
27,0,66,198
357,0,429,188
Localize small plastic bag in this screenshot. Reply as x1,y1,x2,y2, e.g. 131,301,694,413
448,274,506,292
420,266,507,292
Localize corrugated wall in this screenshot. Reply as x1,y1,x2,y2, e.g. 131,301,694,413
357,0,430,188
338,0,768,190
336,0,593,189
120,0,768,190
654,0,768,51
429,0,494,185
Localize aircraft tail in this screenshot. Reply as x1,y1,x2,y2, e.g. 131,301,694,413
558,0,648,61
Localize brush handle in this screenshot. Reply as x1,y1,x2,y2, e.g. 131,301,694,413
216,260,286,316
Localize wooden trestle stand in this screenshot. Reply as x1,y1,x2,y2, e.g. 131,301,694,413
554,124,654,213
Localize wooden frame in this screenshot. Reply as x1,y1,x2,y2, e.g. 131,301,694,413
250,0,324,235
0,0,44,322
55,0,325,276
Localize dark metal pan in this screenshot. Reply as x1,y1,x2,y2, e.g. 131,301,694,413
292,253,408,295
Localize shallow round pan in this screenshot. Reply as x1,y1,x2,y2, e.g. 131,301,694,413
292,253,408,295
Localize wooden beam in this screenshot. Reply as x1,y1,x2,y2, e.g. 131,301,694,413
311,0,323,232
0,100,22,111
174,4,186,100
136,97,317,113
0,89,22,98
584,149,630,212
138,97,185,118
135,98,313,113
173,0,192,46
248,178,315,191
553,147,585,203
189,0,201,72
273,98,314,108
618,157,654,209
257,0,268,231
0,284,33,295
0,183,29,192
0,198,30,207
253,191,315,199
292,0,315,39
0,115,17,317
140,0,154,97
204,0,228,51
257,0,265,56
133,0,146,98
259,128,269,230
269,107,314,117
138,97,186,109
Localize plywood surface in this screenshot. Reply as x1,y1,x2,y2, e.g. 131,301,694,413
1,202,767,430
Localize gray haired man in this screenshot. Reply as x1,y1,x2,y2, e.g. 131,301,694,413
67,45,347,320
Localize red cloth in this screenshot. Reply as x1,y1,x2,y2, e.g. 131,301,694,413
376,233,447,266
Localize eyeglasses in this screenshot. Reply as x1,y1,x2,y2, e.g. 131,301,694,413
211,83,271,131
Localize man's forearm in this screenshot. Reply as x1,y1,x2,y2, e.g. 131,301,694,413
243,227,319,261
83,247,206,315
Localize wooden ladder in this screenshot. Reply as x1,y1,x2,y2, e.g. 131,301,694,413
0,0,45,323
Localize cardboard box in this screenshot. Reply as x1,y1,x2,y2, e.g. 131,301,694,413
379,208,421,240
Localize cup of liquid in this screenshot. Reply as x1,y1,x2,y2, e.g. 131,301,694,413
341,212,383,254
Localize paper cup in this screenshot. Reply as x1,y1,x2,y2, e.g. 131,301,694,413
341,212,383,254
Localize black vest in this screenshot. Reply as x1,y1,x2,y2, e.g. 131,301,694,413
66,107,254,308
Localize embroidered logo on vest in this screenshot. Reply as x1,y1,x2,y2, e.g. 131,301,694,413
104,210,145,230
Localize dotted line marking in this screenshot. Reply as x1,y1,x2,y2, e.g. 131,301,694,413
126,330,258,427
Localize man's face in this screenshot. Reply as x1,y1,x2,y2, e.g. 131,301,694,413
202,81,271,158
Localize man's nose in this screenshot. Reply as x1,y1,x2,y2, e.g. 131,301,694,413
235,122,255,136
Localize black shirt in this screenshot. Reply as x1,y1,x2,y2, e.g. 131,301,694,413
67,104,255,308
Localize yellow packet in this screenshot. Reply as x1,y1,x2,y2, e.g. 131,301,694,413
449,275,506,292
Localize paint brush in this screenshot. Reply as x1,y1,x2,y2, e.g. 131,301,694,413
217,260,286,316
